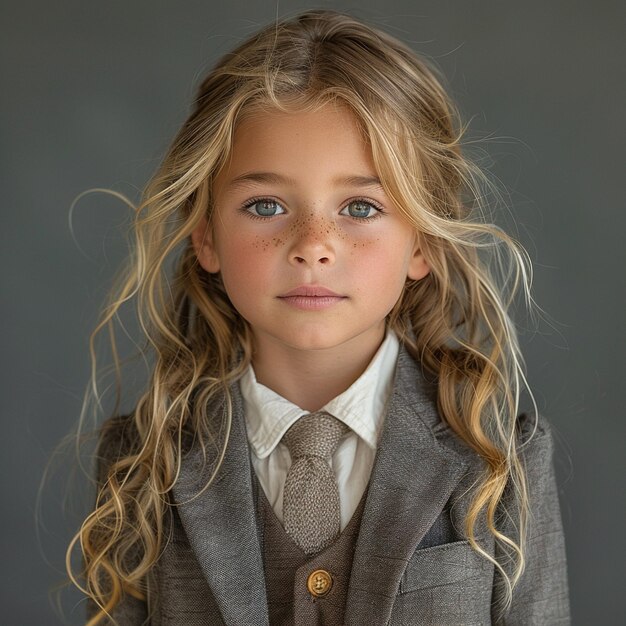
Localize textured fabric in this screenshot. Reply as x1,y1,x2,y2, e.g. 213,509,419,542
240,331,398,530
254,470,367,626
87,344,570,625
281,411,349,554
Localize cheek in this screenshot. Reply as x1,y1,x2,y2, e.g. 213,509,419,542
217,235,275,294
363,257,405,291
352,236,406,270
350,236,413,294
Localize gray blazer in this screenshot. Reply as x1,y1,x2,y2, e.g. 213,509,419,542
90,347,570,625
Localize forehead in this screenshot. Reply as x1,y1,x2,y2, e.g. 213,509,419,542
214,102,378,193
236,97,368,137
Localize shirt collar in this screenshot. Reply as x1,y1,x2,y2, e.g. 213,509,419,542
240,331,400,459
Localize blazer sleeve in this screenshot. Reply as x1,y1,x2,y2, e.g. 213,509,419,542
84,414,150,626
491,413,571,625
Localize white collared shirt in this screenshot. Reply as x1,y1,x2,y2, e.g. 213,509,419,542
240,331,399,530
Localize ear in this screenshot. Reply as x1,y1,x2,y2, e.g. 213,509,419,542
191,214,221,273
407,240,430,281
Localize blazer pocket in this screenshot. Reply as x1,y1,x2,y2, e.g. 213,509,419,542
399,539,492,594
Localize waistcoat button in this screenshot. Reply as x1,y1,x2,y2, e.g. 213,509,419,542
307,569,333,597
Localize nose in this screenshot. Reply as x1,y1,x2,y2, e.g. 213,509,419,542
288,217,336,267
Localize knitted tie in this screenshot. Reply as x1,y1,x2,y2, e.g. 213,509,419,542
281,411,349,555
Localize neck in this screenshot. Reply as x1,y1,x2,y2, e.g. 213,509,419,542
250,329,385,411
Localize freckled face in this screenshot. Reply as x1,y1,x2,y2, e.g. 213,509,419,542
193,103,429,359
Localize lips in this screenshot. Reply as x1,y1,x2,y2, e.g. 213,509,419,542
279,285,343,298
277,285,346,310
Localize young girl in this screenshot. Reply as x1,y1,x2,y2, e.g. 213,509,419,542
68,9,570,625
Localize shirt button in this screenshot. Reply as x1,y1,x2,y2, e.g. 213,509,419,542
307,569,333,598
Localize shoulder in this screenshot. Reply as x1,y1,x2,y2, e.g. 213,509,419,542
97,413,141,457
510,412,563,517
94,413,142,484
515,411,556,462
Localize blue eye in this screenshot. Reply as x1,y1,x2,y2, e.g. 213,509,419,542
340,200,382,219
244,199,285,217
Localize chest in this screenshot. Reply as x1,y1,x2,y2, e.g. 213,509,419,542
148,480,496,626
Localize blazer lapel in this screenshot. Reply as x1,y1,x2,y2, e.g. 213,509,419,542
345,346,472,625
172,383,269,626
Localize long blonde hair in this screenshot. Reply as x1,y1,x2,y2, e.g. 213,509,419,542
68,9,539,623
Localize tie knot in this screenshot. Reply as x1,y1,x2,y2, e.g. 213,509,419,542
282,411,349,460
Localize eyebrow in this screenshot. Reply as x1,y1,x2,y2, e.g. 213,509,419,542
225,171,384,191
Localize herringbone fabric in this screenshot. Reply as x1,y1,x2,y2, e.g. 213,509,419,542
281,411,349,554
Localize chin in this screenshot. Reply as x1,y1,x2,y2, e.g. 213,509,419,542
273,326,378,354
281,334,343,353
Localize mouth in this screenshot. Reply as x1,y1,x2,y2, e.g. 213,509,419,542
279,285,343,298
277,285,347,310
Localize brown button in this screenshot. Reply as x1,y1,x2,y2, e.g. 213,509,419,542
307,569,333,598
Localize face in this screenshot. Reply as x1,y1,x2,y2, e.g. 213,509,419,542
192,102,429,362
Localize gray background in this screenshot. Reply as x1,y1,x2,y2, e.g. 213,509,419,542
2,0,624,623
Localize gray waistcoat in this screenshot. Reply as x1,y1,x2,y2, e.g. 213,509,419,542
252,471,368,626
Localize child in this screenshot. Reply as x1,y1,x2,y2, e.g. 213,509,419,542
68,9,570,625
